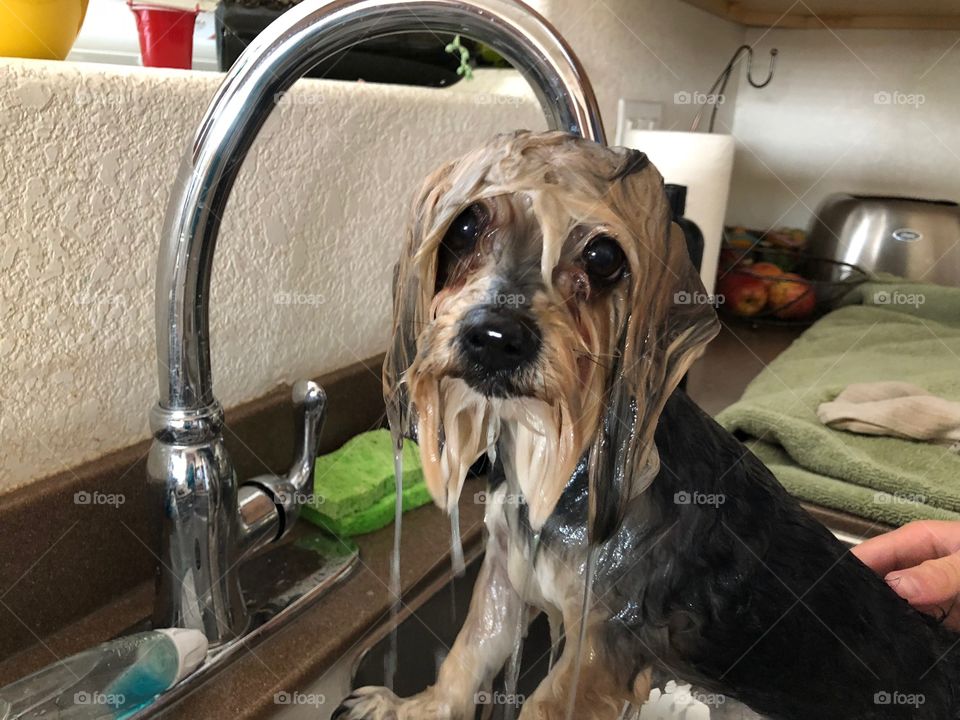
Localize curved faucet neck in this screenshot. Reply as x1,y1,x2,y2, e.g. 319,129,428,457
155,0,605,411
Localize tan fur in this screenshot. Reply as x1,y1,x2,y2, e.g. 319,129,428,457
384,130,719,535
349,131,721,720
518,628,644,720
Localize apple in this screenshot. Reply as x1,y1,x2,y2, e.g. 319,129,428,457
765,228,807,249
768,272,816,319
718,270,768,317
747,261,784,288
718,247,743,273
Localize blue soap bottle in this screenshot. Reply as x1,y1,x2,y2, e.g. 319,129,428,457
0,628,207,719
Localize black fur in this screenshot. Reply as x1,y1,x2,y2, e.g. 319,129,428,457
608,149,650,181
532,389,960,719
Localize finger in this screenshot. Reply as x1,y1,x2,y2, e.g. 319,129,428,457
885,552,960,608
914,602,960,633
853,521,960,576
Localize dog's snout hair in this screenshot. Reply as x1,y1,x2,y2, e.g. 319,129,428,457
384,130,719,541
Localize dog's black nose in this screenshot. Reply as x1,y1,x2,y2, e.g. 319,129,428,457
459,306,541,372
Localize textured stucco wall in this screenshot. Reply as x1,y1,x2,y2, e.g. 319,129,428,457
0,60,542,494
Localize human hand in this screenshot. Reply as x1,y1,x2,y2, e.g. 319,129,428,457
853,520,960,630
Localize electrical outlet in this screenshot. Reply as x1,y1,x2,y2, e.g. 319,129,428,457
615,99,663,144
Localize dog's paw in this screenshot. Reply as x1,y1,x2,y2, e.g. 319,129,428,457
332,687,400,720
332,686,464,720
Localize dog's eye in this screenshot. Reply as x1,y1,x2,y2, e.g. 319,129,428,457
436,203,487,290
442,203,486,254
582,235,627,284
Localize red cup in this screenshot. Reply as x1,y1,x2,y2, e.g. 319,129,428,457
128,3,198,70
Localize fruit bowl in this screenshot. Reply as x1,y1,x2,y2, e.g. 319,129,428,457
716,245,868,325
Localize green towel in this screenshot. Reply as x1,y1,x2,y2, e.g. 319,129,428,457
716,279,960,526
300,429,432,537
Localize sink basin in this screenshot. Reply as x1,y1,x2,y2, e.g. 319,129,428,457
142,527,358,718
350,556,553,719
275,530,861,720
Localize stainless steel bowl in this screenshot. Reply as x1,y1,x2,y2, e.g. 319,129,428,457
807,194,960,286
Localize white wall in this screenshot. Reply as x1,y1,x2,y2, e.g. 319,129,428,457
727,27,960,231
0,59,542,494
545,0,747,134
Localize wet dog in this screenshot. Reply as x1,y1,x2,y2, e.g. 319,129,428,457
335,131,960,719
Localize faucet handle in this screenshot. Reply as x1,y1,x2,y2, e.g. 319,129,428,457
285,378,326,499
238,380,327,555
294,378,326,416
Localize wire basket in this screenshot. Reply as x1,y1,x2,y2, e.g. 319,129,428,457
716,245,869,325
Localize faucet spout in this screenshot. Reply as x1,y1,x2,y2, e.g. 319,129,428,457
150,0,604,647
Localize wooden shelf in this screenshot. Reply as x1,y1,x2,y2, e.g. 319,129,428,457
679,0,960,30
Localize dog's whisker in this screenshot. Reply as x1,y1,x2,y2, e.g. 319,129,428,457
573,353,606,369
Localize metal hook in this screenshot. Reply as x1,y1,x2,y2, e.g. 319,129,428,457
744,45,778,88
690,44,779,133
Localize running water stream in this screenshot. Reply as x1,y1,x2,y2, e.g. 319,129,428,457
503,531,541,720
450,503,465,577
385,416,468,690
385,426,404,691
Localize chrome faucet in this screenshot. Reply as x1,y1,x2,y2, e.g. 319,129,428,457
149,0,605,649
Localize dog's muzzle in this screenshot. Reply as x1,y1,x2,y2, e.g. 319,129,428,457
456,306,541,396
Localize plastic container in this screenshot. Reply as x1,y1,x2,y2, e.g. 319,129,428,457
0,628,207,719
665,183,704,273
129,3,198,69
0,0,88,60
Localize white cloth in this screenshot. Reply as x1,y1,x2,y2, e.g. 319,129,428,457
817,382,960,450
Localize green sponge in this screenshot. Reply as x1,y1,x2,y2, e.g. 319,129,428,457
300,429,432,537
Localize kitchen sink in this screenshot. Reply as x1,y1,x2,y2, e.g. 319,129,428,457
271,530,862,720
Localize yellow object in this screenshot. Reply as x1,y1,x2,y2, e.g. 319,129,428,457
0,0,89,61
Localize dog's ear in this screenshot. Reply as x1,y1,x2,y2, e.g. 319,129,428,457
382,161,454,439
587,166,720,543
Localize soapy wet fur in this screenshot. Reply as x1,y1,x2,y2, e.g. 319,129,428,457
335,131,960,720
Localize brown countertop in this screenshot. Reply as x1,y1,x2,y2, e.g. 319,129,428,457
686,318,804,416
0,321,886,718
0,476,488,718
